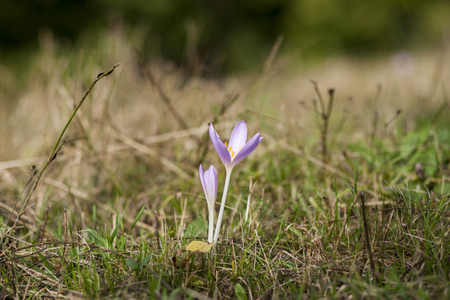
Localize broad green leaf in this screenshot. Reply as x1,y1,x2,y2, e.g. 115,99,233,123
234,283,247,300
125,259,139,271
184,218,207,237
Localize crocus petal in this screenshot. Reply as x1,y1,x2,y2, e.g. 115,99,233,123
200,164,217,244
199,164,207,198
228,121,248,155
209,123,232,168
204,165,217,205
199,164,218,207
212,166,218,203
232,133,263,166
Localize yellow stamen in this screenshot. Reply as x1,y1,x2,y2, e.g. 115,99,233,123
228,146,235,157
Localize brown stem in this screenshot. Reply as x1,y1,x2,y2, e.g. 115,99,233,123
8,64,119,235
361,192,378,282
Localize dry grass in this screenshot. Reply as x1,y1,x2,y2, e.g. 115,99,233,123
0,28,449,299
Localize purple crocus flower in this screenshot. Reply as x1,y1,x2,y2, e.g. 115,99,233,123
209,121,263,172
209,121,263,244
199,164,218,243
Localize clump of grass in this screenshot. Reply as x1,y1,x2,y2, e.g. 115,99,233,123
0,27,449,299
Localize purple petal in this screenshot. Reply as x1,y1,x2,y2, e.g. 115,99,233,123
199,164,207,197
209,123,231,168
204,165,217,204
228,121,248,155
232,133,263,166
199,164,218,206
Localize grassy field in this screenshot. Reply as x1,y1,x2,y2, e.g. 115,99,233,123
1,30,449,299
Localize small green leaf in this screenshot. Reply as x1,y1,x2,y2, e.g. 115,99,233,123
234,283,247,300
184,218,207,237
130,204,146,232
139,254,152,269
119,235,127,251
86,229,107,248
109,215,124,245
125,259,139,271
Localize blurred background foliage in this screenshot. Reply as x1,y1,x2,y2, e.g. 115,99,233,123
0,0,449,73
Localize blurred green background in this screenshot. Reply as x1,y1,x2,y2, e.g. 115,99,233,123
1,0,449,73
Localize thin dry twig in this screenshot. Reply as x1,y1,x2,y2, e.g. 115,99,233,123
112,127,192,180
197,93,240,165
8,64,119,236
0,157,47,170
1,240,132,261
263,35,284,75
154,209,162,251
136,51,191,132
360,192,378,283
311,81,335,180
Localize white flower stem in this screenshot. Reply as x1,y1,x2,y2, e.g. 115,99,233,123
244,193,251,223
208,204,214,243
213,169,232,244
